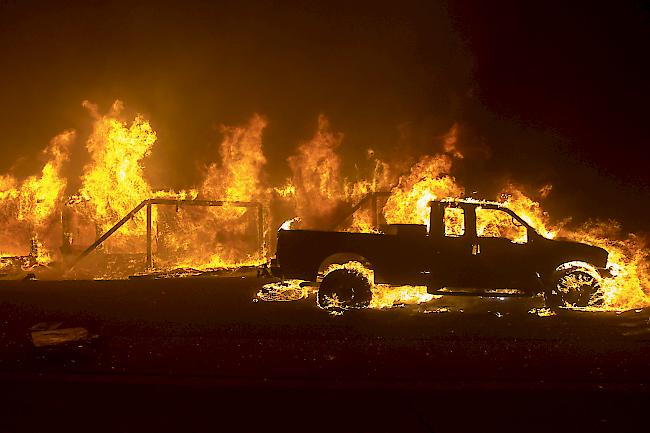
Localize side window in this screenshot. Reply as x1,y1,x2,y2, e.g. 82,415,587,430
444,207,465,237
476,208,527,244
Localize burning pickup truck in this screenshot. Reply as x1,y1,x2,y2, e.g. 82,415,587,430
273,199,611,309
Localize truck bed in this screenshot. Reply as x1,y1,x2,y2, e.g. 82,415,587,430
276,229,432,284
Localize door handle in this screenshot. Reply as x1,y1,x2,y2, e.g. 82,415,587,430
472,244,481,255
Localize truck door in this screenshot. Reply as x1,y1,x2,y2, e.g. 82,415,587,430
429,203,476,288
471,207,533,288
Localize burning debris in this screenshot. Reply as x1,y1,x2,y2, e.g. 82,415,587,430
0,100,648,312
258,280,316,302
529,307,557,317
424,307,451,314
319,261,435,309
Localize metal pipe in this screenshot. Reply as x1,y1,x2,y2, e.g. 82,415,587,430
257,204,264,258
148,199,260,208
146,202,152,269
370,193,378,229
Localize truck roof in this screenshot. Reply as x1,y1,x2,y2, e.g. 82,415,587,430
434,198,509,208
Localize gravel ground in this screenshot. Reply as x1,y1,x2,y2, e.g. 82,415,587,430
1,276,648,432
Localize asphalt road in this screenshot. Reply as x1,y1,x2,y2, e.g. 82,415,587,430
1,276,649,432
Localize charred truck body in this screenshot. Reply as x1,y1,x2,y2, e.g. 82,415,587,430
274,199,611,309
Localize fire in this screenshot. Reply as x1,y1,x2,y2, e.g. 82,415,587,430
201,114,267,204
284,117,395,231
258,279,316,302
280,217,300,231
74,100,157,254
274,182,296,198
383,154,463,228
563,221,649,310
323,261,435,309
0,130,73,262
2,101,270,275
344,151,394,233
488,183,649,310
443,206,465,237
491,185,649,310
287,115,345,227
497,183,560,239
156,114,268,270
0,100,648,312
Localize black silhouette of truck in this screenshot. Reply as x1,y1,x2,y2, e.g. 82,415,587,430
273,199,611,309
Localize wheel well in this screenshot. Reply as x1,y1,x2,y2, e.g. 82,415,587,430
554,261,600,277
539,261,601,291
317,252,373,282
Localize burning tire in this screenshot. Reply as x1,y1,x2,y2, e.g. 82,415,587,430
545,267,601,308
317,268,372,310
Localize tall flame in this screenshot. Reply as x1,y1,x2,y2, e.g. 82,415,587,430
156,114,268,269
384,154,463,227
498,183,561,239
201,114,267,202
78,100,156,241
0,130,73,262
287,115,344,227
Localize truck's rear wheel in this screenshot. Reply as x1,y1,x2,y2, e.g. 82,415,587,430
545,268,601,308
317,268,372,310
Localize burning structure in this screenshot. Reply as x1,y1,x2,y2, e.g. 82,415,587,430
0,100,648,312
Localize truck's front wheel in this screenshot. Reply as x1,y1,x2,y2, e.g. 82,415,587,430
317,268,372,310
545,267,601,308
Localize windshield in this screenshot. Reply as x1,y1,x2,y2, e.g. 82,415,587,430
476,207,528,244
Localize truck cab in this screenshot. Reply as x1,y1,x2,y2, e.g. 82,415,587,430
426,200,607,296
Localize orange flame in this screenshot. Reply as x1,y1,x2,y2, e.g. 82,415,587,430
201,114,267,203
156,114,268,270
497,184,649,309
0,130,74,262
563,221,650,309
76,100,156,253
287,115,344,226
0,102,648,311
384,154,464,228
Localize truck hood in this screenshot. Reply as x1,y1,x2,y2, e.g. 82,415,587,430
545,237,609,269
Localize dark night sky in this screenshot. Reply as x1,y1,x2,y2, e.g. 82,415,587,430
0,0,648,230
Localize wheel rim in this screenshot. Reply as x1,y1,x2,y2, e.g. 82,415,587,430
556,270,600,307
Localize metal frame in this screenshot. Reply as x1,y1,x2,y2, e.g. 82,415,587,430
69,198,264,270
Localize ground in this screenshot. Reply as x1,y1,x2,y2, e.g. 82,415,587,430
1,275,649,432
